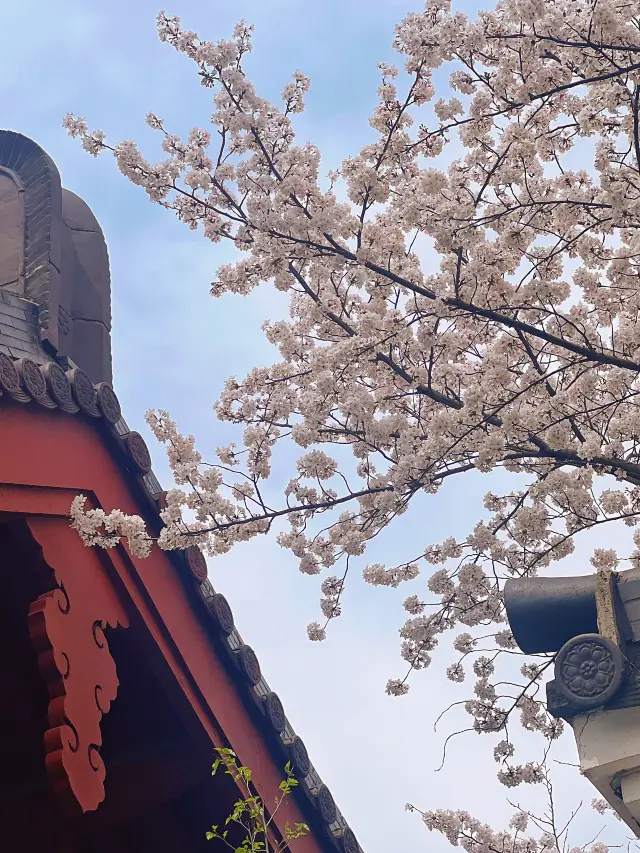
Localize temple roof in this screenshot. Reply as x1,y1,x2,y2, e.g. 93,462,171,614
0,130,111,384
0,130,361,853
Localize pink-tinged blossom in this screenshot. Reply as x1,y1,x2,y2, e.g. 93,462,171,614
495,631,517,650
385,678,410,697
454,633,476,654
403,594,425,615
509,812,528,832
493,740,515,762
363,562,419,587
446,662,465,682
306,622,326,642
591,799,622,822
473,657,495,678
590,548,619,571
427,568,454,595
62,113,88,138
70,495,152,558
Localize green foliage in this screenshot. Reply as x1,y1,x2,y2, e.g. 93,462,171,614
206,748,310,852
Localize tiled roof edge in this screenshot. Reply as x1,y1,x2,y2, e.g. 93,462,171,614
0,345,362,853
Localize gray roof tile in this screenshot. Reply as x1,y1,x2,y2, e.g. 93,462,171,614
0,295,50,363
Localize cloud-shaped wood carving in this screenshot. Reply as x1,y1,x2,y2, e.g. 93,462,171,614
26,516,129,814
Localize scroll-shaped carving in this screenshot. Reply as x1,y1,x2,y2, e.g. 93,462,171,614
0,131,112,385
26,516,129,814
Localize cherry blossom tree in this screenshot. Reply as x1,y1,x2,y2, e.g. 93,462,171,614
64,0,640,849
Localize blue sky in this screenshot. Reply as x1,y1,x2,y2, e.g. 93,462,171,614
1,2,631,850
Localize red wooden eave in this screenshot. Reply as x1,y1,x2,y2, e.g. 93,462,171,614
0,403,327,853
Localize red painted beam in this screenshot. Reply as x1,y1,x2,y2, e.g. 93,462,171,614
0,406,327,853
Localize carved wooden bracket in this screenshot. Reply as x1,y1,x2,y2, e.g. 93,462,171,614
25,516,129,814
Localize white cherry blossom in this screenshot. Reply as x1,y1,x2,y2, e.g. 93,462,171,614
65,2,640,845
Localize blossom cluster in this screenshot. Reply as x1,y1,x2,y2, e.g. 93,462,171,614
417,806,613,853
65,0,640,816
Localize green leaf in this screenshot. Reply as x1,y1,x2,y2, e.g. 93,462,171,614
206,752,307,852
